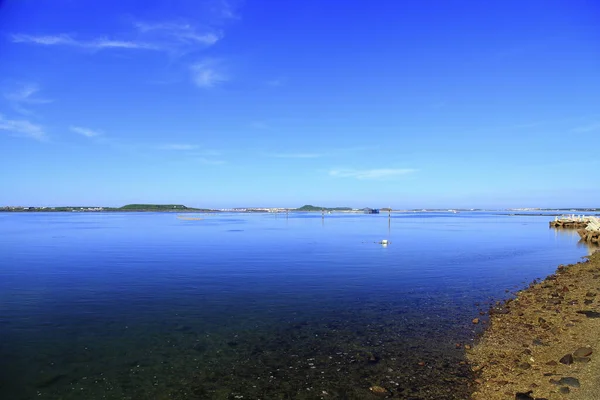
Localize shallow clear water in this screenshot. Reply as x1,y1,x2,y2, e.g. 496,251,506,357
0,212,594,399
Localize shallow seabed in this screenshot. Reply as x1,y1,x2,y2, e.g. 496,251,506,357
0,212,593,399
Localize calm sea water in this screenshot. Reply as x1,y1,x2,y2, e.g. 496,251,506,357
0,212,595,399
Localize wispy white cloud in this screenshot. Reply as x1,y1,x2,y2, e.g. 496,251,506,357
4,83,53,115
572,122,600,133
159,143,199,150
11,19,221,54
10,34,76,46
190,59,227,88
329,168,416,180
271,152,323,159
217,0,241,20
134,21,220,46
11,33,158,50
0,114,46,141
70,126,102,138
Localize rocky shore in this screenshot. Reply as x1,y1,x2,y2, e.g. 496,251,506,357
468,251,600,400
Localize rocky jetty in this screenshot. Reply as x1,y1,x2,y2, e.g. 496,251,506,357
578,218,600,245
468,251,600,400
549,216,597,230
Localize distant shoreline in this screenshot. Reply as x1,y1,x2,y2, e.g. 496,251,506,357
2,207,599,214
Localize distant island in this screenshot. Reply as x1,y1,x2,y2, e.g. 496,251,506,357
295,205,353,212
0,204,214,212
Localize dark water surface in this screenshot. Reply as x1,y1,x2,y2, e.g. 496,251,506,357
0,212,593,399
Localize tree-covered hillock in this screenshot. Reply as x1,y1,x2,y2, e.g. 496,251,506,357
295,205,353,211
119,204,189,211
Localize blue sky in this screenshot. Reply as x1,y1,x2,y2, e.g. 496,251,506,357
1,0,599,209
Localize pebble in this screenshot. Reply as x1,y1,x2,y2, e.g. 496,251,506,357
573,347,592,358
559,354,574,365
515,391,534,400
558,377,580,388
577,310,600,318
369,386,389,397
517,362,531,370
472,318,480,324
559,386,570,394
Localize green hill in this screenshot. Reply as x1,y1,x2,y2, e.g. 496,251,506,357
295,204,353,212
119,204,190,211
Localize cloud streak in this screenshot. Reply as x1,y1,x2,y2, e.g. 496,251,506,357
70,126,102,138
11,34,158,50
4,83,53,115
329,168,416,180
10,20,221,54
134,21,220,46
0,114,46,141
190,59,227,88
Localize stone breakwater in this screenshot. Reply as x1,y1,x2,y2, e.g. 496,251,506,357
468,251,600,400
549,216,598,230
578,218,600,245
578,229,600,245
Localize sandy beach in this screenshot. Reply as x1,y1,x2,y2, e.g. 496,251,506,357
468,250,600,400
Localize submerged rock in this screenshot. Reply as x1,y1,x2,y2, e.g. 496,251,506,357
369,385,389,397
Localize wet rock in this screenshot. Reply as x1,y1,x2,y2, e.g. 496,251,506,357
515,391,534,400
369,385,389,397
472,318,480,324
557,377,580,388
573,347,592,358
559,354,574,365
367,353,380,364
545,360,558,366
517,362,531,370
577,310,600,318
559,386,570,394
490,306,510,315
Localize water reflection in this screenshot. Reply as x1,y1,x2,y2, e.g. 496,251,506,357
552,227,598,255
579,240,600,255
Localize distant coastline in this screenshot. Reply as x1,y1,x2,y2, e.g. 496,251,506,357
1,204,599,214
